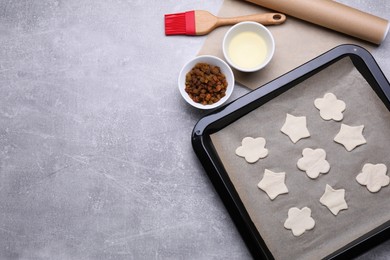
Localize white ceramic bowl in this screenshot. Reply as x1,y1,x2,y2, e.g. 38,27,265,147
222,21,275,72
178,55,235,110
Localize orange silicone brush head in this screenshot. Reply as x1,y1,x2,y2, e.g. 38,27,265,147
164,11,196,35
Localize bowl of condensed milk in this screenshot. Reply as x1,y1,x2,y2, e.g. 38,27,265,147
222,21,275,72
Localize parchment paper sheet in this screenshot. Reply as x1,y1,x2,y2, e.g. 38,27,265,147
198,0,374,90
210,58,390,260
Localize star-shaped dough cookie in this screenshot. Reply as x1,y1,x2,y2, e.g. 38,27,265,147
280,113,310,143
314,93,346,121
356,163,389,193
257,169,288,200
334,124,366,151
319,184,348,215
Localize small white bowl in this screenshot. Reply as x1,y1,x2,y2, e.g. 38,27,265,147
178,55,235,110
222,21,275,72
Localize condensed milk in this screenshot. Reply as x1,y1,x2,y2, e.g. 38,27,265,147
227,31,268,70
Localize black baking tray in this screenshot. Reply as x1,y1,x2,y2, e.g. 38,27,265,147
191,44,390,259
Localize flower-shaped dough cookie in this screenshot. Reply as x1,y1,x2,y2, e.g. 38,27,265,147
356,163,389,193
314,93,346,121
334,124,366,152
280,113,310,143
257,169,288,200
297,148,330,179
319,184,348,215
284,207,315,236
235,137,268,163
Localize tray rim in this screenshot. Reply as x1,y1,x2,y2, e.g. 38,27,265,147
191,44,390,259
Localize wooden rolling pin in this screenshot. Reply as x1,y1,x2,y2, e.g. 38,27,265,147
245,0,389,44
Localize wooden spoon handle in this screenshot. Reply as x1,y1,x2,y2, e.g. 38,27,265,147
217,13,286,26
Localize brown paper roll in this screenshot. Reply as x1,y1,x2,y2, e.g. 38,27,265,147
245,0,389,44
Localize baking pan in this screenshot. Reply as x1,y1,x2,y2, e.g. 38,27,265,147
191,44,390,259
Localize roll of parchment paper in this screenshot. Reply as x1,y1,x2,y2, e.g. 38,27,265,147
245,0,389,44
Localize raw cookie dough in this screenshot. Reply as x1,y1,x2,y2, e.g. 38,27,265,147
257,169,288,200
334,124,366,152
297,148,330,179
284,207,315,237
235,137,268,163
319,184,348,215
280,113,310,143
314,93,346,121
356,163,390,193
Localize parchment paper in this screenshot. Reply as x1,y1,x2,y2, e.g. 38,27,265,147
210,57,390,260
198,0,374,90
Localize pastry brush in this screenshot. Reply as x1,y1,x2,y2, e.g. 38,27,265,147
164,10,286,36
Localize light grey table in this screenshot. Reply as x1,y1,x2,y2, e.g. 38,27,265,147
0,0,388,259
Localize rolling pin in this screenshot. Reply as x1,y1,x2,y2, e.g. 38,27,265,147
244,0,389,44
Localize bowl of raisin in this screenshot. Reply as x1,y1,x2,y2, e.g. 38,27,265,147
178,55,234,109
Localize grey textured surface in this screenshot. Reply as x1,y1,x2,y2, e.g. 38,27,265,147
0,0,388,259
